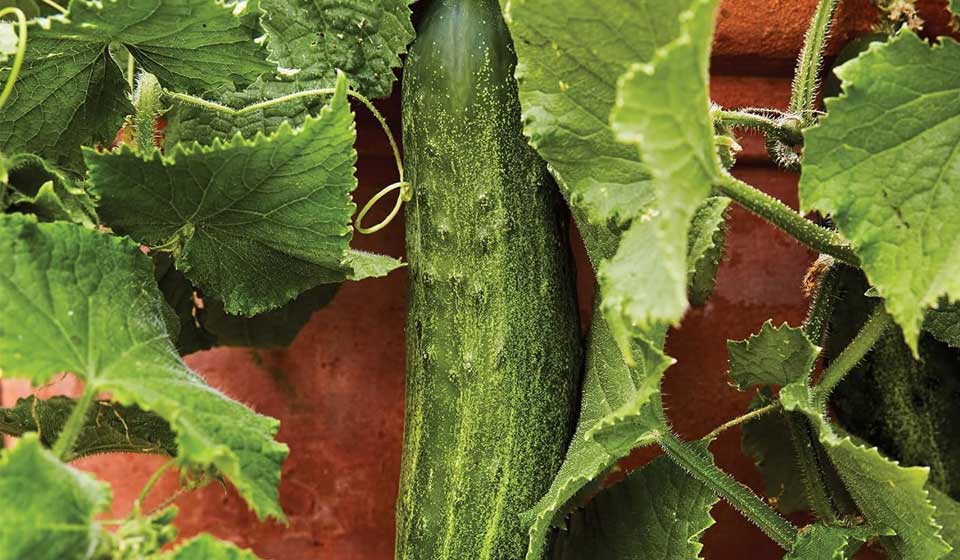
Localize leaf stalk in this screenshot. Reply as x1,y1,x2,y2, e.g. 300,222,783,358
790,0,840,125
813,305,894,406
51,384,96,460
715,173,859,266
659,431,798,549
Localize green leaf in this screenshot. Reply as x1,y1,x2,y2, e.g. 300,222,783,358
0,214,289,520
167,534,263,560
0,0,271,170
88,75,400,316
0,395,177,460
605,0,723,352
928,487,960,560
552,454,717,560
154,253,337,352
259,0,414,99
522,304,672,560
785,525,869,560
687,196,730,305
924,302,960,349
2,153,96,226
503,0,690,226
0,434,111,560
781,382,950,559
950,0,960,19
799,32,960,354
727,320,820,390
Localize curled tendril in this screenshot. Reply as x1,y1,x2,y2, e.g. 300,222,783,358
164,83,411,235
0,7,28,112
355,180,412,234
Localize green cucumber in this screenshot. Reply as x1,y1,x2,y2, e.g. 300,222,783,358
397,0,582,558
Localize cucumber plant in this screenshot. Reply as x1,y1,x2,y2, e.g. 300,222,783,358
1,0,960,558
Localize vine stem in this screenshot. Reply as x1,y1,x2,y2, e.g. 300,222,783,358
165,88,404,184
0,7,27,112
713,109,803,146
813,306,894,406
790,0,840,125
659,432,798,549
786,259,845,523
715,173,860,266
51,384,96,460
701,402,779,442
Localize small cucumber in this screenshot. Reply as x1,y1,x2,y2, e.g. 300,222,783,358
397,0,582,558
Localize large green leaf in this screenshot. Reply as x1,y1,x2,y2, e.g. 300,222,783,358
605,0,723,356
167,534,263,560
0,395,177,460
551,454,717,560
521,304,671,560
781,383,950,559
799,32,960,353
259,0,414,99
0,214,288,520
502,0,692,225
88,74,401,316
0,0,271,170
727,320,820,390
0,434,111,560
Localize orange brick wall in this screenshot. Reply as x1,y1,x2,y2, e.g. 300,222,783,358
4,1,957,558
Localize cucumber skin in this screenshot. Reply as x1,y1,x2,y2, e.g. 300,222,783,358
397,1,582,559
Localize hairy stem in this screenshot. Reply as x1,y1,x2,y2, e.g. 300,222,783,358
715,173,859,266
802,257,843,345
790,0,840,125
783,412,838,523
782,257,846,523
813,306,894,405
702,402,780,442
713,109,803,146
659,432,798,549
51,384,95,460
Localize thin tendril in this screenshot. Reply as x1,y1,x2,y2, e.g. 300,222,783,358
0,7,28,112
131,459,177,518
165,87,408,234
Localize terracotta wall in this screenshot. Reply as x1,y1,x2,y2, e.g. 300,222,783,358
3,1,956,558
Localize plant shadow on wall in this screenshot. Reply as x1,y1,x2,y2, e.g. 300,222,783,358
0,0,959,559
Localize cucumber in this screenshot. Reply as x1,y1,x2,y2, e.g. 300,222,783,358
397,1,582,558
